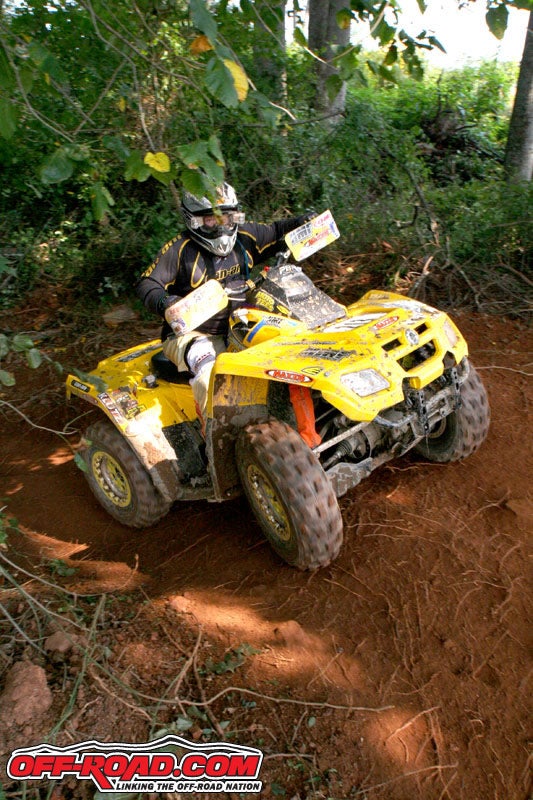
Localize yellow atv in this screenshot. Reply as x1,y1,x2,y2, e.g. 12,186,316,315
66,212,490,570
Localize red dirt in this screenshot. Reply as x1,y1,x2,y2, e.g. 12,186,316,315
0,306,531,800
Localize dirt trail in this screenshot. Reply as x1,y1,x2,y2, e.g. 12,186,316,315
0,310,531,800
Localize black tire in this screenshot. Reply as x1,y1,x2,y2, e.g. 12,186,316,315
82,419,171,527
414,362,490,462
236,419,343,570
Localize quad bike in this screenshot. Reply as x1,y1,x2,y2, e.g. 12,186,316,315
66,211,490,570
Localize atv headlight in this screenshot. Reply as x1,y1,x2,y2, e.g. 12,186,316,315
341,369,390,397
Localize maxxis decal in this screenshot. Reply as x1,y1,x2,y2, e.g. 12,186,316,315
266,369,313,384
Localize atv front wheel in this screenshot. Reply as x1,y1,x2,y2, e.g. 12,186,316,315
415,361,490,462
236,420,343,570
82,420,171,527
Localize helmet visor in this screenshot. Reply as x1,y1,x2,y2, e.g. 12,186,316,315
188,209,245,231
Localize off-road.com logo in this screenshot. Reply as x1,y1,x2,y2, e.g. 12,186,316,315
8,735,263,793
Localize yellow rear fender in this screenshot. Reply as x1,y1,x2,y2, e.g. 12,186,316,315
66,340,199,503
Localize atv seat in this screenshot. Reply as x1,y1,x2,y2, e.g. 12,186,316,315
150,351,192,384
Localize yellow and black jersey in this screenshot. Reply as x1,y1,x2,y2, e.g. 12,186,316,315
137,218,306,337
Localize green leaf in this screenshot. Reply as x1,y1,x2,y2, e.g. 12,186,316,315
27,41,69,86
19,66,34,94
383,43,398,65
375,19,395,46
205,57,239,108
63,144,88,162
0,255,12,276
0,98,17,140
74,452,88,473
174,715,194,731
12,333,35,352
189,0,218,42
103,135,131,161
0,47,14,90
293,27,308,48
0,370,15,387
427,35,446,53
124,151,151,182
40,148,75,184
336,8,353,29
486,5,509,40
253,91,282,127
91,182,115,221
149,166,177,186
26,348,42,369
239,0,255,21
416,0,427,11
180,168,211,198
208,134,225,166
0,334,9,358
178,139,208,169
325,74,344,102
336,46,361,81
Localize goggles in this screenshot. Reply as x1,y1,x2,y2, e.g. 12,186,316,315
189,209,245,230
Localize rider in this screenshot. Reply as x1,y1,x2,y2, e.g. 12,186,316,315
136,181,310,424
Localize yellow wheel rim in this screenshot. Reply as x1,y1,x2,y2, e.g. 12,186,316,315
246,464,291,542
91,450,132,509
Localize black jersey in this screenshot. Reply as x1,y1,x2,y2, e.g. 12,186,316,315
137,217,306,337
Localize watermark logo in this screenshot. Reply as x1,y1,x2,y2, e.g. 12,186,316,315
8,735,263,794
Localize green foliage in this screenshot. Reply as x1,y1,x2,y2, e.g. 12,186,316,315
0,332,48,386
204,643,261,675
0,505,18,547
0,0,528,321
428,179,533,268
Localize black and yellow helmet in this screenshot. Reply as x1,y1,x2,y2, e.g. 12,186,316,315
181,182,245,257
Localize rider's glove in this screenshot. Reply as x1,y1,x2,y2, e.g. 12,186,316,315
157,294,180,317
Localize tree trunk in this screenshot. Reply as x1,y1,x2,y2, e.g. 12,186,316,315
504,11,533,182
308,0,350,121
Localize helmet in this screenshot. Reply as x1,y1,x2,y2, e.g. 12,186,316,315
181,182,245,257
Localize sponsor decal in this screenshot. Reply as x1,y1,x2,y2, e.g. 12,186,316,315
301,366,323,376
246,315,297,343
254,291,275,312
98,392,126,426
216,264,241,281
109,389,145,420
8,735,263,794
285,210,340,261
325,314,384,332
288,221,312,245
70,379,91,393
370,315,399,331
266,369,313,384
300,347,357,362
118,343,162,363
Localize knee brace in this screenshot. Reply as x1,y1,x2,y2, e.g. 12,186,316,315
185,336,217,376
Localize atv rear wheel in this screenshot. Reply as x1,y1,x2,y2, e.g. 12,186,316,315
82,420,171,527
236,419,343,570
415,361,490,462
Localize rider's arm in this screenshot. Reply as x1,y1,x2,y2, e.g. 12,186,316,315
136,237,185,316
238,215,310,263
